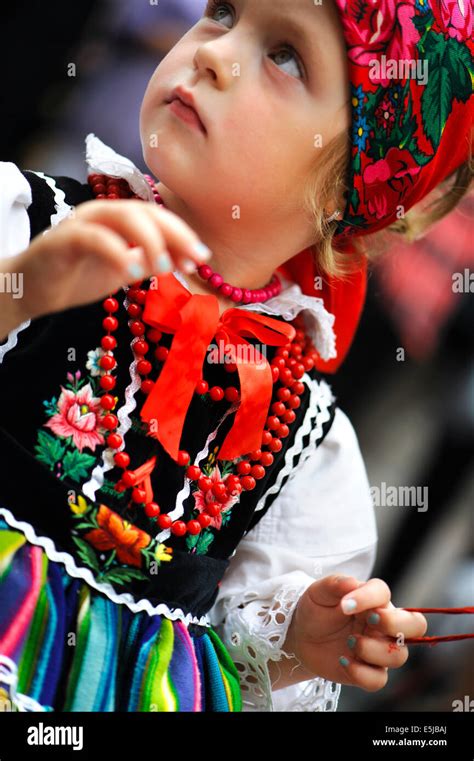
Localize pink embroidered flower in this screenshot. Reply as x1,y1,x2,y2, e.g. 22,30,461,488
337,0,420,83
432,0,473,41
375,97,396,135
193,465,239,530
363,147,422,219
45,383,105,452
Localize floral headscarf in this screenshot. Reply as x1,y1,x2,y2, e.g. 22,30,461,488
279,0,474,373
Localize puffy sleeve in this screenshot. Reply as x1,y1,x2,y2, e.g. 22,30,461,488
0,162,32,259
0,161,80,361
0,162,33,358
208,407,378,711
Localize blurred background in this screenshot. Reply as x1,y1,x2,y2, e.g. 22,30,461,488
1,0,472,713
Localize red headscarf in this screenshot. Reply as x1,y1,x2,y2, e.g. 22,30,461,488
279,0,474,373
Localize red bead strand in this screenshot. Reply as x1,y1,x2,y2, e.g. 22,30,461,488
89,173,319,539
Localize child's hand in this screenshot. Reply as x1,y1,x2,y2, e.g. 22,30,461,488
287,575,428,691
8,199,211,323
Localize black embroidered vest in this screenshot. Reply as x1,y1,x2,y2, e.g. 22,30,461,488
0,171,336,626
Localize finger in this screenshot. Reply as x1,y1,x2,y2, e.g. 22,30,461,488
364,608,428,639
340,577,391,616
305,574,363,608
66,221,157,287
346,633,409,669
338,655,389,692
60,220,133,275
144,204,212,269
74,201,170,273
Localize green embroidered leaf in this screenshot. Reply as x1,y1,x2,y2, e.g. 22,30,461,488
186,533,200,551
364,91,378,112
35,430,66,470
349,186,360,214
72,536,100,572
99,479,126,501
195,531,215,555
422,31,447,66
72,520,97,531
63,449,96,482
99,567,149,585
407,136,433,168
413,10,434,35
445,38,474,102
421,66,452,146
221,510,232,526
219,462,235,478
42,397,58,417
353,152,361,175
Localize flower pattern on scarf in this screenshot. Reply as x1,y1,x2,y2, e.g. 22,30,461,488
333,0,474,238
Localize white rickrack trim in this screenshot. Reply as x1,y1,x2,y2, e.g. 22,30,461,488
217,581,341,712
29,171,75,227
251,376,334,517
0,320,31,363
0,656,50,713
82,289,141,502
83,312,239,543
154,402,239,543
0,507,211,627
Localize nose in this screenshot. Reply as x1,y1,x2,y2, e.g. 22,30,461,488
192,35,240,90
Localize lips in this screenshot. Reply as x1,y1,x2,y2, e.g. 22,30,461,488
166,87,207,134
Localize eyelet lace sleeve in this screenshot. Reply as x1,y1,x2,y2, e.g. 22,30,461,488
209,407,378,711
213,572,343,711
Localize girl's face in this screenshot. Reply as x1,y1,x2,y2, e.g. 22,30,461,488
140,0,350,252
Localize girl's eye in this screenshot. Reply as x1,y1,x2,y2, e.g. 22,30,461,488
204,0,233,26
269,46,305,80
203,0,306,81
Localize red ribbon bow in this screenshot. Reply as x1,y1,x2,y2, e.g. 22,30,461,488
139,273,296,462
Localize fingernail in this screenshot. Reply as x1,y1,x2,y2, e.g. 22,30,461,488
190,241,212,261
182,258,197,274
341,598,357,614
128,262,145,280
347,635,357,649
156,252,172,273
339,656,350,667
368,612,380,625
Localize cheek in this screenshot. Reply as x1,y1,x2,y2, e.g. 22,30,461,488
140,50,183,125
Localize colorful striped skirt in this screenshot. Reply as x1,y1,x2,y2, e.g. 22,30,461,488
0,522,242,712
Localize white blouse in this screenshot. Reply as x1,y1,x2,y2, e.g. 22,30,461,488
0,137,378,712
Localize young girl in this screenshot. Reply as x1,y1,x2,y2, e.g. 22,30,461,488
0,0,472,713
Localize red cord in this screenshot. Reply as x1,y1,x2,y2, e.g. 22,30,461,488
401,607,474,646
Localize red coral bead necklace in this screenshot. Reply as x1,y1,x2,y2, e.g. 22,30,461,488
88,172,318,539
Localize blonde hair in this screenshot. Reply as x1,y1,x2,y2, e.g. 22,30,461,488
304,128,474,280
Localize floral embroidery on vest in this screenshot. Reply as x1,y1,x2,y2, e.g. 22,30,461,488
34,363,122,498
68,495,173,586
186,450,240,555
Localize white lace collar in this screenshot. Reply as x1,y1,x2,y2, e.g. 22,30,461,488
85,133,337,362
